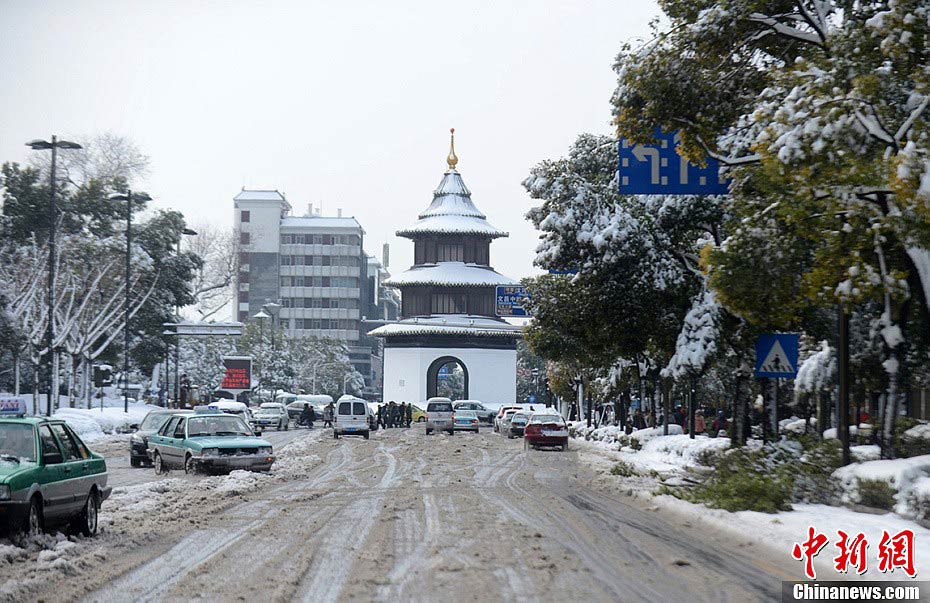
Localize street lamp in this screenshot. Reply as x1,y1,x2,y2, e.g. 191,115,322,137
262,301,282,350
251,309,271,394
108,190,152,413
170,227,197,409
26,137,82,416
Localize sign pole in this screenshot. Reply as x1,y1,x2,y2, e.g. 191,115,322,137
689,375,696,439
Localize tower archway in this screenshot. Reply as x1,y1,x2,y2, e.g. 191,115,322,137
426,355,468,400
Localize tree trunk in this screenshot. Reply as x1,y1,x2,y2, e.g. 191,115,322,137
13,351,20,396
734,367,747,446
882,351,900,459
51,350,60,413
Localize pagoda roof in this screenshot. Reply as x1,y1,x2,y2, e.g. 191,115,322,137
397,169,508,239
368,315,522,338
383,262,517,288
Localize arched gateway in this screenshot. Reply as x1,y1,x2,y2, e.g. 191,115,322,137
426,356,469,399
369,130,521,405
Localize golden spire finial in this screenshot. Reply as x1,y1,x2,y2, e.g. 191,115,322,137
447,127,458,171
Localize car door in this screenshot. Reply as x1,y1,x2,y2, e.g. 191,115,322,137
152,416,181,467
166,417,188,467
49,423,89,513
36,425,69,520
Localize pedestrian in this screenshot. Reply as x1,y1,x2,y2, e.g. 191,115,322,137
645,409,655,428
377,403,385,428
405,401,413,427
712,410,728,436
632,408,646,431
387,401,397,428
300,403,313,429
323,401,334,428
693,409,706,435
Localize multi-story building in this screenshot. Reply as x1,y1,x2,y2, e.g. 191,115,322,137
233,189,392,394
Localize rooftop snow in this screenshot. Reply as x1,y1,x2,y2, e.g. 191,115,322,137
368,315,522,338
383,262,517,287
234,189,287,202
396,214,508,238
281,216,363,230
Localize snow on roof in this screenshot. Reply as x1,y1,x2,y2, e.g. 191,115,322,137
281,216,363,231
396,214,508,238
368,315,522,338
234,189,287,202
383,262,517,287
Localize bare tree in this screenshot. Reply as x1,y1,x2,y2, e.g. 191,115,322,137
185,224,236,321
29,132,150,188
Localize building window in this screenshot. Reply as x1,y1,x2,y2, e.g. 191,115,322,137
431,292,466,314
240,210,250,223
240,232,250,244
437,243,464,262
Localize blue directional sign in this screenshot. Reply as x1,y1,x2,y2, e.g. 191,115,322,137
755,333,800,378
618,129,731,195
496,285,531,317
547,269,578,275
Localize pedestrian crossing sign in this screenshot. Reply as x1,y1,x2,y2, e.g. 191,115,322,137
754,333,799,378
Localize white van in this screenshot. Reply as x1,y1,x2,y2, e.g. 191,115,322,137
425,397,455,435
333,395,372,439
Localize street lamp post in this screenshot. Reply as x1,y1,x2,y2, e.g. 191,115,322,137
26,136,82,416
170,228,197,409
108,191,152,413
252,309,271,395
262,302,282,350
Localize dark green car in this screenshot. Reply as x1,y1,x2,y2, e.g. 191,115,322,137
0,416,111,536
147,409,275,475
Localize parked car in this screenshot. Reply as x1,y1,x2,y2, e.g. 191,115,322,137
148,407,275,474
284,394,333,420
130,409,193,467
453,400,495,423
333,395,372,439
0,401,111,536
508,412,531,439
524,412,569,451
253,403,289,431
497,409,521,435
453,410,480,433
493,406,522,433
425,397,455,435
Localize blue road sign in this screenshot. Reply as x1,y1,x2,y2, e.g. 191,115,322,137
618,129,731,195
547,269,578,275
496,285,531,317
755,333,800,378
528,394,537,404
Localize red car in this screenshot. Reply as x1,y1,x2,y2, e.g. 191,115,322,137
523,412,569,451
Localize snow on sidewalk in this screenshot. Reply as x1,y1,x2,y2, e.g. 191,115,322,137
54,403,158,442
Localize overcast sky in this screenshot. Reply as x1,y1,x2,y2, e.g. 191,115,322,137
0,0,660,295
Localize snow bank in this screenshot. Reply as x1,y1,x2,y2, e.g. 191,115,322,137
53,404,158,442
903,422,930,441
833,455,930,516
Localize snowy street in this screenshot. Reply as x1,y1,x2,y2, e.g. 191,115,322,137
0,427,796,602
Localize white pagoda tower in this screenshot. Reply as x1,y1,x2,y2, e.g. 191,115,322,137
369,130,521,404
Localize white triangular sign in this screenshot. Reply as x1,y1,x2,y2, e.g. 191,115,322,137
760,339,793,374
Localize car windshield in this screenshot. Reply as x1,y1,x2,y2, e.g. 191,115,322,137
428,403,453,412
0,423,36,462
512,414,530,423
140,413,174,431
187,416,252,437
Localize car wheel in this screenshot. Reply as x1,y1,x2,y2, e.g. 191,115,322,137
153,452,168,475
425,428,432,435
563,442,569,451
25,496,43,536
417,416,425,423
75,490,99,537
130,457,141,468
507,433,514,439
184,454,198,475
284,421,289,431
363,432,370,440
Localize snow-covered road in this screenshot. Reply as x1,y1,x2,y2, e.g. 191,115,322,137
3,427,797,602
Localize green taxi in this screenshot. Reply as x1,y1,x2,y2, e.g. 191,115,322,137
147,407,275,475
0,401,110,537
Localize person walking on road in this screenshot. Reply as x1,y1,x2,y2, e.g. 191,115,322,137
693,409,706,435
405,401,412,427
322,401,334,428
378,403,385,429
300,404,314,429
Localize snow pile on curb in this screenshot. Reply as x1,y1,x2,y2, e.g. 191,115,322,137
833,455,930,516
53,404,158,442
903,423,930,440
568,422,684,449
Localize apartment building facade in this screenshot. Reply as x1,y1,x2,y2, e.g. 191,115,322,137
234,189,389,396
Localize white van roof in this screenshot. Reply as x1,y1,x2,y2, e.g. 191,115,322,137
296,394,333,404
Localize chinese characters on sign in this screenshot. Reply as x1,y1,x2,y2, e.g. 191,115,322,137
496,285,531,317
791,526,916,580
220,357,252,391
